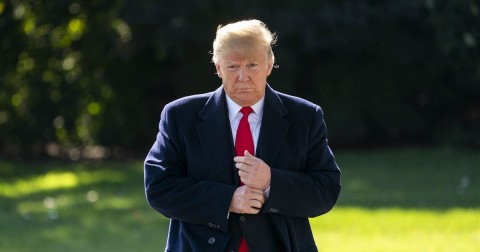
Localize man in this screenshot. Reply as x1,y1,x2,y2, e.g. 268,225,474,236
144,19,341,252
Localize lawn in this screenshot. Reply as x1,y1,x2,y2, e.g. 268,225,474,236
313,148,479,252
0,148,478,251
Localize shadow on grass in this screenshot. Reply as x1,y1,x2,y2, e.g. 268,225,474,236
335,148,479,209
0,148,478,251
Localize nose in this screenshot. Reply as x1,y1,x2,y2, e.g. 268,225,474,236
237,68,248,82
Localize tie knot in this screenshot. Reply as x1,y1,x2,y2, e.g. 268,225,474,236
240,107,253,116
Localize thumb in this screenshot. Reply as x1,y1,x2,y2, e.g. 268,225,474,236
244,150,253,157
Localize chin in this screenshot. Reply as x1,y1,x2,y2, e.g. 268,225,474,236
237,96,259,106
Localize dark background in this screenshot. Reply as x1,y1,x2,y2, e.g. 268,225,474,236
1,0,479,159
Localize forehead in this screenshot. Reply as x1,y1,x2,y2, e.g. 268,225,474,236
219,46,267,63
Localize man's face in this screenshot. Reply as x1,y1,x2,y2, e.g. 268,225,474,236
216,47,273,107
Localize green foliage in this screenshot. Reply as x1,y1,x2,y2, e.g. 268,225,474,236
0,0,133,157
0,1,479,157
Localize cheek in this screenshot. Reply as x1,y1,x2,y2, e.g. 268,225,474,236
222,80,234,92
224,72,238,82
252,74,267,84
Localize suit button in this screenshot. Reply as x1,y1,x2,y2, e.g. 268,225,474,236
239,216,246,222
208,237,215,245
270,208,279,213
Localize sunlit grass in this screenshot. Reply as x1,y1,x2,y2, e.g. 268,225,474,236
311,207,480,252
0,148,478,251
0,170,125,197
0,172,79,197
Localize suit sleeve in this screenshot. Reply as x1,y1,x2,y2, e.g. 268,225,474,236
262,106,341,218
144,104,235,233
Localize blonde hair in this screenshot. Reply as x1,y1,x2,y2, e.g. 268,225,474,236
212,19,276,64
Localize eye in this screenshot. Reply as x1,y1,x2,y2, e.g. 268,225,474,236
226,65,238,71
248,63,258,69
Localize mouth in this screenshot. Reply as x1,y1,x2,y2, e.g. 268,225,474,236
236,88,253,93
236,86,253,91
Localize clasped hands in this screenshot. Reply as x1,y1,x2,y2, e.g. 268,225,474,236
229,150,271,214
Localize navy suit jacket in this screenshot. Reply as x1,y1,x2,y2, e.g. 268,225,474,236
144,85,341,252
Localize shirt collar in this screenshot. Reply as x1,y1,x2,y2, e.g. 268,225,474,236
226,94,265,121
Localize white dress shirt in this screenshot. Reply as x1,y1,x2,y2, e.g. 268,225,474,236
226,95,264,154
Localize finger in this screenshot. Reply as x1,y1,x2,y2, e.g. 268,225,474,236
235,162,243,170
236,162,252,171
238,170,248,179
243,151,257,165
248,192,265,204
248,208,260,214
238,166,251,176
250,200,263,209
234,156,253,165
248,187,264,195
241,178,255,189
250,195,264,206
255,193,266,204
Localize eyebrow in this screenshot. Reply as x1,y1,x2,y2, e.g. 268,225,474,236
225,58,260,64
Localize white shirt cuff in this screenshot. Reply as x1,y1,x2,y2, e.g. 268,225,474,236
264,185,271,198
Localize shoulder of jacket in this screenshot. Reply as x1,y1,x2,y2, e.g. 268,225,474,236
165,92,213,111
275,91,321,111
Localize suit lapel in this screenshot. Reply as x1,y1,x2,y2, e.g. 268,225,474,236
256,85,289,165
257,86,291,250
197,86,237,184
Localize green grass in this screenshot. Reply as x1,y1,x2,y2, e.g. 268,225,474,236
0,161,169,251
0,148,478,251
312,207,479,252
311,148,480,252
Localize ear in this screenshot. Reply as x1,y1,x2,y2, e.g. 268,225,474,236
266,60,273,77
215,64,223,78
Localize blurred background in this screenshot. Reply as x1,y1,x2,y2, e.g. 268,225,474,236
1,0,479,158
0,0,478,251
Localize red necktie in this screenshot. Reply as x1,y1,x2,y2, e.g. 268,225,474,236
235,107,254,252
235,107,254,158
